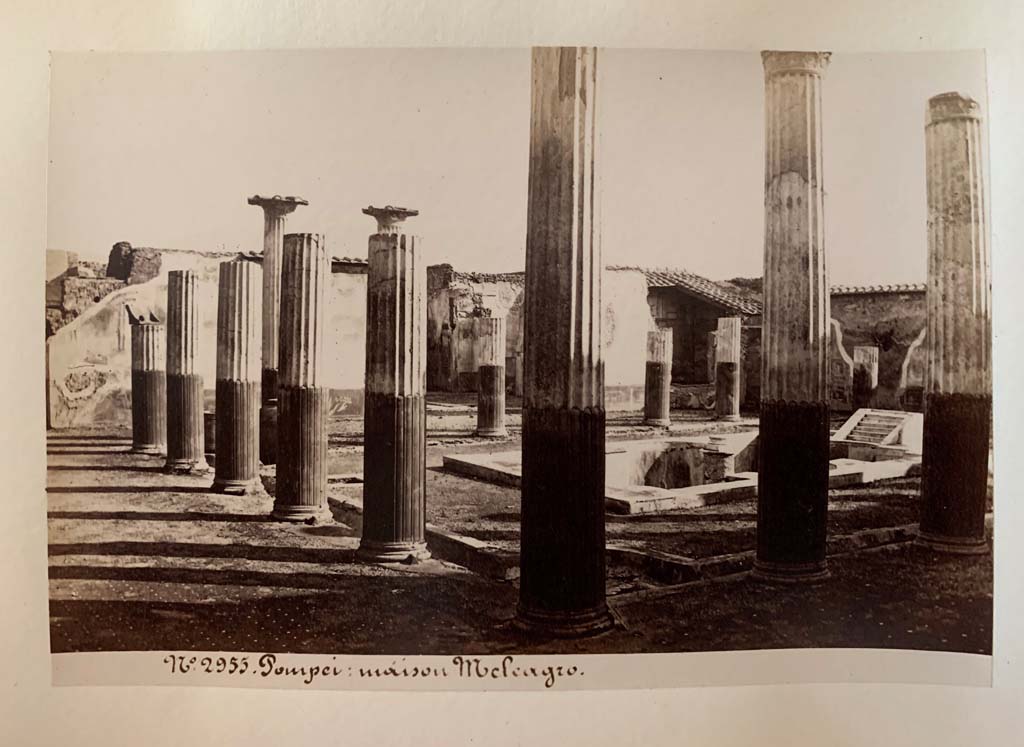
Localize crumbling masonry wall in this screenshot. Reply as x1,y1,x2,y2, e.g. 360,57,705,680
425,265,651,409
47,246,368,428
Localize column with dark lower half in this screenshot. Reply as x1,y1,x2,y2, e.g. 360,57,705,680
643,327,672,426
272,233,330,521
755,51,832,583
518,47,612,636
247,194,308,465
212,260,264,495
130,317,167,455
715,317,742,421
475,316,508,437
165,270,209,473
918,93,992,554
358,206,430,561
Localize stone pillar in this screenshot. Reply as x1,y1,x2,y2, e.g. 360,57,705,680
164,270,209,473
643,327,672,426
715,317,742,421
475,316,508,437
129,316,167,455
272,233,330,521
212,260,264,495
248,194,308,465
358,206,430,561
518,47,612,637
919,92,991,554
755,51,832,583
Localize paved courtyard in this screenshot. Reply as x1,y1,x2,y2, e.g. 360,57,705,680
47,407,992,656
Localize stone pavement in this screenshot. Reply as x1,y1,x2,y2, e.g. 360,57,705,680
47,427,992,655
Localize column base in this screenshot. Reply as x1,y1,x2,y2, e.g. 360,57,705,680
643,417,671,427
356,540,431,563
163,458,212,475
751,558,830,584
271,503,332,523
211,477,266,496
475,427,508,438
131,444,165,456
718,414,740,422
915,530,989,556
514,602,615,639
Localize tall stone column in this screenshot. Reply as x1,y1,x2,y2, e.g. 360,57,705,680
212,260,264,495
248,194,308,465
358,206,430,561
715,317,742,421
918,92,991,554
643,327,672,427
518,47,612,637
165,270,209,473
129,316,167,455
755,51,832,583
272,233,330,521
475,316,508,437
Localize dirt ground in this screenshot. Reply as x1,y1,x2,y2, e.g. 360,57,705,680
46,404,993,656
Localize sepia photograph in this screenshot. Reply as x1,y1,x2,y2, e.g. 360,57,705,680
43,44,993,688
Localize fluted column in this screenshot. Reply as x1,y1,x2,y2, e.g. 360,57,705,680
272,233,330,521
248,194,308,465
475,316,508,437
358,206,430,561
212,260,264,495
919,92,992,554
518,47,612,637
130,316,167,455
165,270,209,473
755,51,832,583
643,327,672,426
715,317,742,421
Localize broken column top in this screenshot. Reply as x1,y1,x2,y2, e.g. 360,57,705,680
125,305,162,326
363,205,419,234
247,194,308,212
761,51,831,77
927,92,981,125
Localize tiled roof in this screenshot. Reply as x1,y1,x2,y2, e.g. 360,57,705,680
607,266,763,315
237,251,367,267
830,283,926,295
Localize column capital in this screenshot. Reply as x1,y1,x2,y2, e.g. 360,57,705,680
363,205,418,234
247,194,308,216
927,92,981,126
761,50,831,78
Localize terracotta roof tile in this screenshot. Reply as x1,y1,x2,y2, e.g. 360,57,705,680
607,265,762,315
829,283,926,295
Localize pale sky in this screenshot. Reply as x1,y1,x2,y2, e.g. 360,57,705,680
47,48,987,285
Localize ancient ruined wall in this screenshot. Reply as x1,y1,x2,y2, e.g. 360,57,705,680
425,265,525,393
829,289,927,409
647,288,727,385
46,249,127,337
424,265,650,408
48,248,369,428
46,277,129,337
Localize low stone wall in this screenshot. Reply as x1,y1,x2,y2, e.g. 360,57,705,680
48,247,369,428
